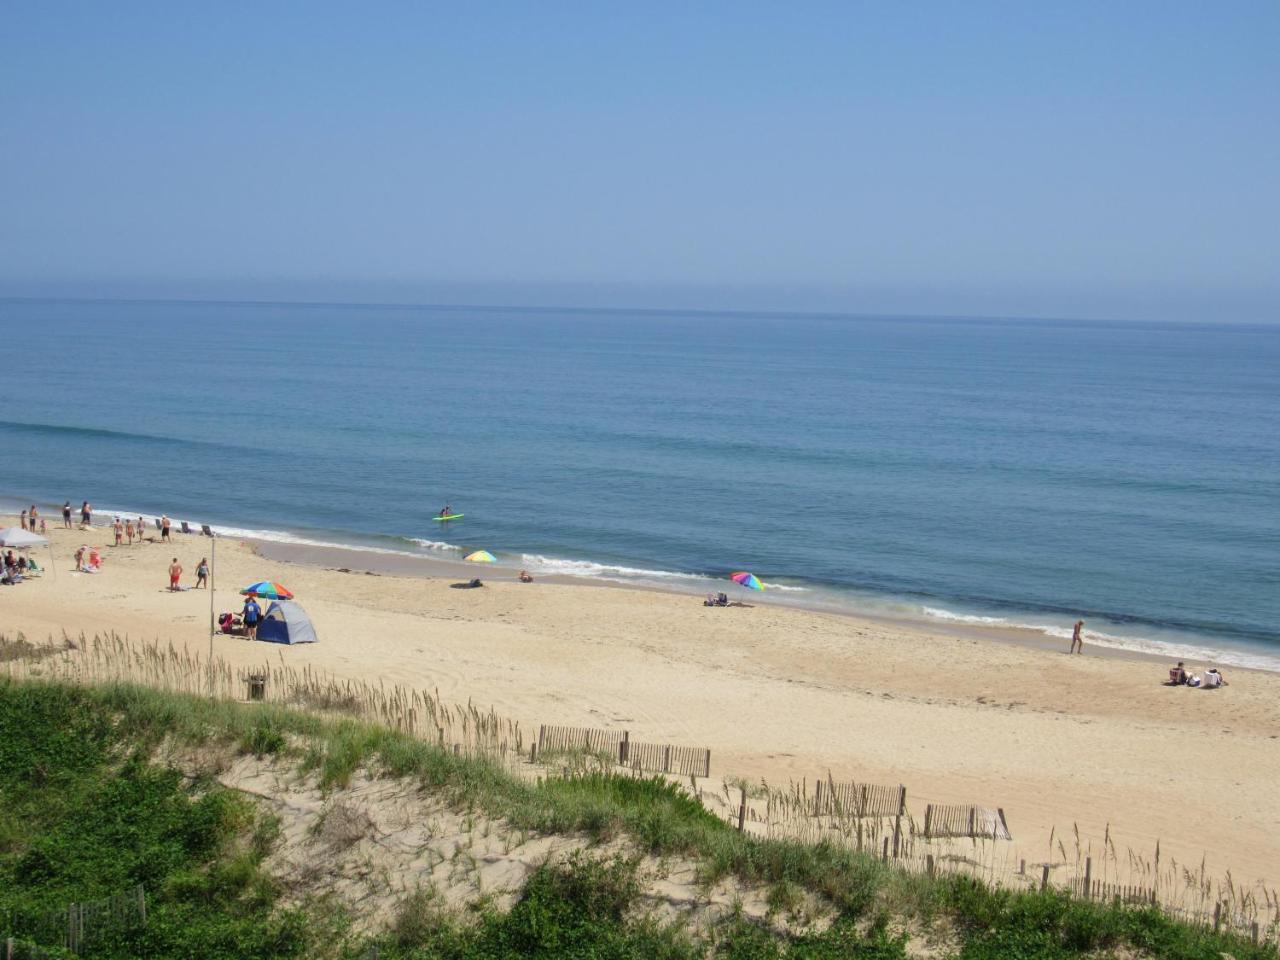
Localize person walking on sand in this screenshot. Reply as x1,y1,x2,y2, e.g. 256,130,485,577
1069,619,1085,655
161,515,171,542
195,557,209,589
242,596,262,640
113,517,123,546
137,516,146,542
125,519,135,545
168,557,183,591
62,501,72,528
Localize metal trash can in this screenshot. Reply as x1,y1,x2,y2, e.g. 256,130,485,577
246,674,267,701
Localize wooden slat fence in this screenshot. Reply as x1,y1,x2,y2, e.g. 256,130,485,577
536,725,711,777
814,779,906,818
625,742,711,778
922,803,1011,841
7,884,146,956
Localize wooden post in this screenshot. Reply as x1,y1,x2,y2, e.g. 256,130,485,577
815,780,824,815
1019,858,1026,876
663,745,671,773
923,804,933,838
538,724,545,753
1251,921,1259,945
898,785,907,816
926,854,935,877
530,742,538,763
892,815,902,858
859,783,868,818
453,743,460,756
1212,901,1221,932
967,807,975,839
620,730,629,764
1083,857,1092,900
703,748,711,778
1040,864,1050,891
881,836,889,862
737,787,747,832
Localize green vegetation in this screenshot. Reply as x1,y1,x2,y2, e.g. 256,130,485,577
0,677,1274,959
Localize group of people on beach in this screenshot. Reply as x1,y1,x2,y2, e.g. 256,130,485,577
1167,661,1228,689
17,505,46,535
2,549,40,584
167,556,209,592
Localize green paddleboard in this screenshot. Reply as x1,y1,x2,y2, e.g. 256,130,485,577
432,514,464,521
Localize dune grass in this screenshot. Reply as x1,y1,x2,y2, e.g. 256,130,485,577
0,676,1274,959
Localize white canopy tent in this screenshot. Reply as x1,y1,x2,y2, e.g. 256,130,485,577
0,526,56,578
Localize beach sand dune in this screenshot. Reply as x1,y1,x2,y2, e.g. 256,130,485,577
4,518,1277,891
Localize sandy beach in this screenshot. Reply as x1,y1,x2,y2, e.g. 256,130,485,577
3,515,1277,891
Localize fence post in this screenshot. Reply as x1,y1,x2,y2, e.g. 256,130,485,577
892,815,902,858
923,804,933,838
881,836,889,862
967,807,975,839
737,787,747,832
859,784,868,818
537,724,545,753
1083,857,1092,900
926,854,935,877
530,742,537,763
898,785,907,816
1040,864,1050,891
663,745,671,773
1251,921,1259,946
702,748,711,778
620,730,629,764
1212,901,1221,932
1019,859,1026,876
138,883,146,925
814,780,823,815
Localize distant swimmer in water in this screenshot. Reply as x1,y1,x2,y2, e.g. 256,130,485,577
1069,619,1084,655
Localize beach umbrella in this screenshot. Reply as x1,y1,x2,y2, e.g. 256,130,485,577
464,550,496,563
0,527,48,548
730,571,764,591
240,580,294,600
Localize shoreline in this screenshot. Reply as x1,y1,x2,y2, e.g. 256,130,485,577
253,537,1184,671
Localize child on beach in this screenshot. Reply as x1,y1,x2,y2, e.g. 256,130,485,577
168,558,183,591
39,518,46,534
196,558,209,589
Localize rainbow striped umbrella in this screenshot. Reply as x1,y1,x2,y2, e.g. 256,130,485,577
240,580,294,600
465,550,496,563
730,571,763,591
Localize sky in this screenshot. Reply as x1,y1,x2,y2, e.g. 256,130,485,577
1,2,1277,321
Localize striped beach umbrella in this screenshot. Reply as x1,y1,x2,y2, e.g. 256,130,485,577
730,571,764,591
464,550,497,563
240,580,294,600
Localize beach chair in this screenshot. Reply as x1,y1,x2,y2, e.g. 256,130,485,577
155,518,163,530
180,521,192,535
201,524,214,537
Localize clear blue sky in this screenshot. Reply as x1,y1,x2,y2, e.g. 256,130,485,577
2,2,1277,321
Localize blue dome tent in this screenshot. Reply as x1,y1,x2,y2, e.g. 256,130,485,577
256,600,318,644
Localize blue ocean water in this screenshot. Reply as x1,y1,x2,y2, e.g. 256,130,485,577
2,298,1278,665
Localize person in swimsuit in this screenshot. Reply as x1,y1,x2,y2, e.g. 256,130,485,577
80,501,92,528
168,558,183,591
161,515,171,541
113,518,123,546
440,504,452,519
195,558,209,589
19,510,27,531
137,517,146,541
29,506,38,530
1069,619,1085,655
62,501,72,528
125,519,135,545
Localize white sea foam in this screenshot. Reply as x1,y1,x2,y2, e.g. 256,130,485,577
923,605,1280,672
406,538,464,553
518,553,706,584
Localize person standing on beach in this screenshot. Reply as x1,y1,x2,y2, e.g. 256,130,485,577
80,501,92,528
168,558,183,591
161,515,171,542
195,557,209,589
1069,619,1085,655
30,506,38,530
62,501,72,528
19,509,27,531
137,516,146,542
125,519,135,545
113,517,123,546
242,596,262,640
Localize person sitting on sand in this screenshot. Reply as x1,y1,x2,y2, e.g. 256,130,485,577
88,548,101,571
168,558,182,591
242,597,262,639
518,569,533,583
1168,661,1188,685
1202,668,1227,689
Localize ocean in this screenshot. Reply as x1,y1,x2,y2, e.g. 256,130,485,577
2,298,1277,668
